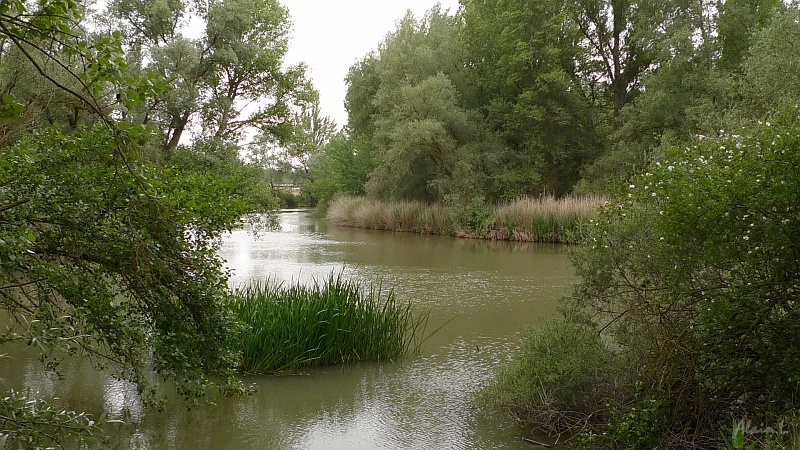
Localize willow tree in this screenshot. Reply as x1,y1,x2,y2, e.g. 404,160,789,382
0,0,305,446
107,0,314,156
341,6,498,203
460,0,598,197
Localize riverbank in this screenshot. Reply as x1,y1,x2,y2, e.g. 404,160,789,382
327,195,606,244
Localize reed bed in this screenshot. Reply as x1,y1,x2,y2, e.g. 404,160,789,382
230,273,428,374
327,195,606,243
490,195,606,243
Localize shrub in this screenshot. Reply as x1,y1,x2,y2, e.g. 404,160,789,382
484,106,800,447
568,105,800,443
454,196,494,236
479,317,632,435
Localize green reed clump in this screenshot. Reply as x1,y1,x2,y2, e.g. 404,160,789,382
230,273,428,373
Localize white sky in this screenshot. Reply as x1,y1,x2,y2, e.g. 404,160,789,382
281,0,461,129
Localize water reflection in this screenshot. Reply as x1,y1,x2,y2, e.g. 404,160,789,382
1,211,575,449
104,378,143,421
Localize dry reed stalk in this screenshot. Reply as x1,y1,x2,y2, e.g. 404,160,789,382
328,195,607,243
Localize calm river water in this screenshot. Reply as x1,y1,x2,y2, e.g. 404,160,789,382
1,211,576,449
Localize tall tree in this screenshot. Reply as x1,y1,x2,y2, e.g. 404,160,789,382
460,0,598,197
739,6,800,117
569,0,701,127
107,0,314,155
717,0,783,72
345,6,490,203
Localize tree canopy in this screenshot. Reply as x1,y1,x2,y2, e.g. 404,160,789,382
307,0,798,205
0,0,312,445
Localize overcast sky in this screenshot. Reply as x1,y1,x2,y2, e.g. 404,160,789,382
280,0,461,128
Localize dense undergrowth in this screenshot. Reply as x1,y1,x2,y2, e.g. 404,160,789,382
480,107,800,449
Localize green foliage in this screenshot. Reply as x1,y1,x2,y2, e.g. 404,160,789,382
722,420,759,450
479,317,632,434
350,8,489,203
169,137,279,222
252,98,336,188
229,273,428,373
602,395,670,450
717,0,784,72
0,389,104,449
567,106,800,443
335,0,800,201
307,133,374,207
461,0,597,196
0,0,327,443
1,127,248,403
454,196,493,235
107,0,314,155
740,7,800,118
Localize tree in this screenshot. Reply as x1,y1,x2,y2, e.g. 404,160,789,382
344,52,380,143
460,0,598,197
717,0,783,72
107,0,315,156
568,0,701,127
306,132,374,206
0,0,297,446
255,98,337,177
344,6,490,203
739,6,800,117
367,73,485,202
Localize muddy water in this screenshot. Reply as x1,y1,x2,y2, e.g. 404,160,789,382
1,211,576,449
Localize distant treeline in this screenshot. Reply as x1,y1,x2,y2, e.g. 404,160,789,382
304,0,798,209
327,195,605,243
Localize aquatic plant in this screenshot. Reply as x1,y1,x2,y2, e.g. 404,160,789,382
327,195,605,243
230,273,428,373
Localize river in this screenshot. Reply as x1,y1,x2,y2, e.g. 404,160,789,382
1,211,576,449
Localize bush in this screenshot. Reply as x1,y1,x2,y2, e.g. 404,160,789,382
479,317,632,435
454,196,494,235
485,106,800,447
275,189,299,208
567,105,800,443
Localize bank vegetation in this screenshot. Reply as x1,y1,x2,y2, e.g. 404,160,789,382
327,195,605,243
481,109,800,449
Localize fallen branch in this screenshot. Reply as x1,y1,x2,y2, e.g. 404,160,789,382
523,437,552,448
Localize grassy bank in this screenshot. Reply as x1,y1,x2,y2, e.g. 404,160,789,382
230,273,427,374
327,195,606,243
